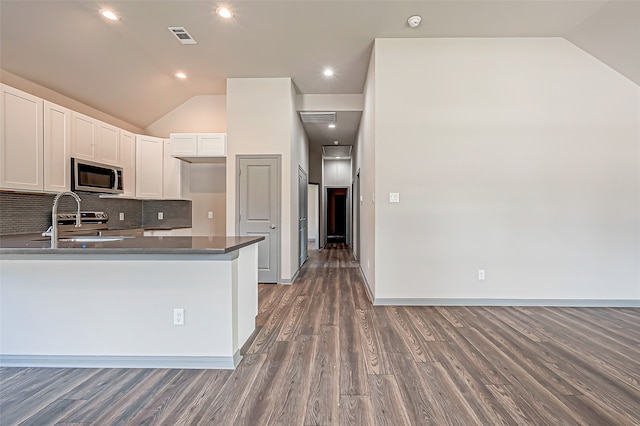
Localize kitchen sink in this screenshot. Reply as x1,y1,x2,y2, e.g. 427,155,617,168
32,235,135,243
59,236,135,243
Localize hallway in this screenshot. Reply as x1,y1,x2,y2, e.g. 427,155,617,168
1,244,639,424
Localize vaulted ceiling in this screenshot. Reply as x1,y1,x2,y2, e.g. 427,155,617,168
1,1,638,145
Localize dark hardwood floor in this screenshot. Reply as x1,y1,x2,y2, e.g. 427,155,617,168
1,243,639,425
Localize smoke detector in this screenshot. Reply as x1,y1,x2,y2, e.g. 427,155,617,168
407,15,422,28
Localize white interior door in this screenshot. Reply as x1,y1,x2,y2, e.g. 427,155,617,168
238,157,280,283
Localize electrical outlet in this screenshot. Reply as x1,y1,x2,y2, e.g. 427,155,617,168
119,212,125,221
478,269,486,281
389,192,400,203
173,308,184,325
158,212,164,220
208,211,214,219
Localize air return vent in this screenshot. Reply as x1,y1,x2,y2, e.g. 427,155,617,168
300,112,336,124
322,145,352,158
168,27,197,45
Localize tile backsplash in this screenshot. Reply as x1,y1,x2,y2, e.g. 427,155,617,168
0,191,192,235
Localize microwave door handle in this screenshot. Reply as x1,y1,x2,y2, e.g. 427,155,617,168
113,169,119,191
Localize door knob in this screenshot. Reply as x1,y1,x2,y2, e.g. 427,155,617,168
270,224,276,229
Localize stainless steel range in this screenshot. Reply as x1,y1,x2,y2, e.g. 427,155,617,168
57,211,109,236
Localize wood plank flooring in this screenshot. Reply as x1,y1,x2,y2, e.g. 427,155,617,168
1,243,639,425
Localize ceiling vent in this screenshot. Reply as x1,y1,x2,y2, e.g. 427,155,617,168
168,27,197,45
322,145,352,158
300,111,336,124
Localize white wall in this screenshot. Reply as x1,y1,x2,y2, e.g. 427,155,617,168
372,37,640,303
144,95,228,235
323,158,352,186
188,164,226,236
291,82,310,273
145,95,227,138
354,48,377,296
226,78,303,282
0,69,143,133
308,184,319,241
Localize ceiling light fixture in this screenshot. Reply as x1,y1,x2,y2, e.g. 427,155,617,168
328,124,336,129
175,72,187,79
216,7,233,19
407,15,422,28
100,9,119,21
323,68,334,77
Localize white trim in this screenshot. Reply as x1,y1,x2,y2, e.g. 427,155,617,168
279,269,299,285
373,298,640,307
0,354,240,370
359,266,374,304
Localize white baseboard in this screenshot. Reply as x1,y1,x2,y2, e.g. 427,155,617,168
0,353,241,369
373,298,640,307
358,266,374,304
279,269,299,285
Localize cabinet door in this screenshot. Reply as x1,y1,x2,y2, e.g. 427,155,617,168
43,101,71,192
169,133,198,156
163,139,182,199
197,133,226,156
0,84,43,191
135,135,163,199
97,122,119,165
120,131,136,197
71,112,97,160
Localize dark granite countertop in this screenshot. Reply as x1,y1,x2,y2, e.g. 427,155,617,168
0,234,264,255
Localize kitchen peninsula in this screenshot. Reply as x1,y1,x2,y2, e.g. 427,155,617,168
0,235,264,370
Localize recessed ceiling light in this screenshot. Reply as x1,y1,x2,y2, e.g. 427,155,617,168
216,7,233,19
408,15,422,28
323,68,334,77
328,124,336,128
100,9,119,21
175,72,187,79
334,141,339,145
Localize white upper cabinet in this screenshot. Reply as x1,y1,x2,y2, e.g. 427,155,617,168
0,84,44,191
43,101,71,192
97,122,120,165
197,133,226,156
169,133,198,156
71,112,97,160
170,133,226,162
71,112,120,165
119,130,136,197
163,139,182,199
135,135,164,199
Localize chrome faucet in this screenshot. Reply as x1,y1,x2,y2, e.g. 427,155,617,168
44,191,82,248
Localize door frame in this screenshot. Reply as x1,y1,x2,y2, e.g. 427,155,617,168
298,166,308,268
236,154,281,283
324,185,351,246
354,169,360,261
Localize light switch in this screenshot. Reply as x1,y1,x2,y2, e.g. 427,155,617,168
158,212,164,220
389,192,400,203
208,211,214,219
119,212,125,221
360,195,363,202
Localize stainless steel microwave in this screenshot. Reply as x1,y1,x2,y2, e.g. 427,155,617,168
71,158,123,194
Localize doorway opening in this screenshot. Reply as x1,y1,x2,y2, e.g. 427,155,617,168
326,187,349,245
